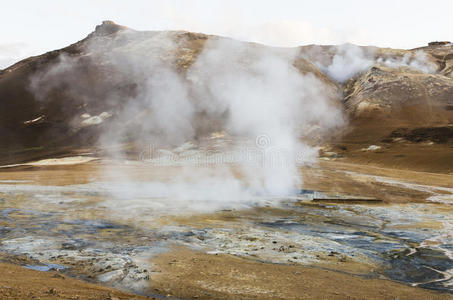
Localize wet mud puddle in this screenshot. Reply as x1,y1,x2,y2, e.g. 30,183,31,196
0,181,452,295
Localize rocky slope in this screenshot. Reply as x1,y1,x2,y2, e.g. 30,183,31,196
300,42,453,126
336,44,453,173
0,21,452,171
0,21,340,164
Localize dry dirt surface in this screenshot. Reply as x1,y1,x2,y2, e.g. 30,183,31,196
0,262,152,300
150,247,452,300
0,160,452,299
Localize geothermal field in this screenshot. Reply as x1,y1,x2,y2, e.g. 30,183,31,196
0,18,453,299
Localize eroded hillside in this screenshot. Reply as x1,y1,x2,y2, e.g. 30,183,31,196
1,21,452,172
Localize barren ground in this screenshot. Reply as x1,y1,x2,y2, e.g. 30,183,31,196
0,152,451,299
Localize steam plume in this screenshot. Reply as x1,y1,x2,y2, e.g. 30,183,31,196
29,28,344,215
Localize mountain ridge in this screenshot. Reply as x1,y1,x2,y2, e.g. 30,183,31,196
0,21,452,172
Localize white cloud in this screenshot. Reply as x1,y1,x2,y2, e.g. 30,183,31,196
230,20,338,47
0,43,32,69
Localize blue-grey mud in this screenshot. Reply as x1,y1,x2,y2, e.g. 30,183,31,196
0,159,452,299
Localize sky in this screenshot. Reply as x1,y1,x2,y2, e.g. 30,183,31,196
0,0,452,68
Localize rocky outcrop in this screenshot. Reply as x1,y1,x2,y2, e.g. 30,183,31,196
92,20,128,37
344,65,453,126
416,42,453,77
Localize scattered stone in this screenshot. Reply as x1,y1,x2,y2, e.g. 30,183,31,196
48,288,57,295
362,145,382,151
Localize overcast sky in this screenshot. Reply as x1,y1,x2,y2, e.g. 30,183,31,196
1,0,452,68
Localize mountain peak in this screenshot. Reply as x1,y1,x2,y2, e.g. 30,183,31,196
93,20,127,36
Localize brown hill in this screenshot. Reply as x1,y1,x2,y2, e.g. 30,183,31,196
1,21,452,172
0,21,340,164
298,41,453,173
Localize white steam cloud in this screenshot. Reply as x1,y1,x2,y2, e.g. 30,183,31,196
310,44,438,83
29,30,344,216
187,38,342,195
376,51,436,74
